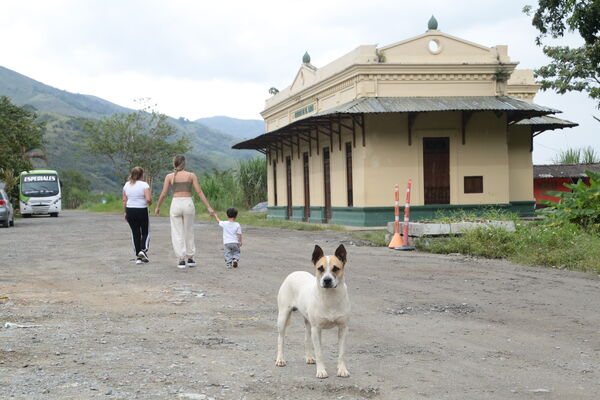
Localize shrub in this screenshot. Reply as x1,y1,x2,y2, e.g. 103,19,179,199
236,157,267,208
539,170,600,232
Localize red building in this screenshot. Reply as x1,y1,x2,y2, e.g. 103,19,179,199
533,163,600,207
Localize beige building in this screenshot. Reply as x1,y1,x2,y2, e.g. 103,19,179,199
234,17,577,226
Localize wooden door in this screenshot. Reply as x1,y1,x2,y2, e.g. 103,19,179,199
272,162,278,206
303,152,310,221
286,156,292,219
345,142,353,207
423,137,450,204
323,148,332,221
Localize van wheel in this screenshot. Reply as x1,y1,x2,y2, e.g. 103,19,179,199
50,213,58,217
22,214,31,218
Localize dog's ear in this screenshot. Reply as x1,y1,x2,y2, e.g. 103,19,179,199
335,244,347,265
312,245,324,265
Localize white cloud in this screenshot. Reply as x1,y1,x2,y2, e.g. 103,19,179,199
0,0,597,163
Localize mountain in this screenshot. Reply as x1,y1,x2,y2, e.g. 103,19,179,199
195,116,264,139
0,66,131,119
0,66,257,191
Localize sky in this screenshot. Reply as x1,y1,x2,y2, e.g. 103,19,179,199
0,0,598,164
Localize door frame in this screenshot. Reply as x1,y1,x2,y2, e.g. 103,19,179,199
416,129,457,205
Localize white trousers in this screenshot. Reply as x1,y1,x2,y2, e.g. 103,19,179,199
170,197,195,258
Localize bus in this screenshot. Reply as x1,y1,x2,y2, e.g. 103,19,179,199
19,169,62,217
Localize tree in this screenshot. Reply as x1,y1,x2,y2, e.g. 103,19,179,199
60,169,91,209
524,1,600,108
80,104,191,190
0,96,46,178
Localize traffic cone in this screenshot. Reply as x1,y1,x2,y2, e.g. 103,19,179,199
395,179,415,251
388,184,403,248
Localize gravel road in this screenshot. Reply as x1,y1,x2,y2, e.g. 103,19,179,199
1,210,599,400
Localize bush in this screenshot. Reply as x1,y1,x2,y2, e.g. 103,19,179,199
416,221,600,273
237,157,267,208
539,170,600,232
60,169,92,209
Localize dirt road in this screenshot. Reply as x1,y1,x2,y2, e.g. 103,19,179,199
1,211,599,399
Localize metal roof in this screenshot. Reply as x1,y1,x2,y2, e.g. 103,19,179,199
534,163,600,179
233,96,561,150
516,115,578,132
314,96,560,116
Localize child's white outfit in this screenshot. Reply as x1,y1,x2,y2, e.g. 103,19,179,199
218,220,241,266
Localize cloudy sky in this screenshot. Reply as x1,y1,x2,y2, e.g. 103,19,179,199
1,0,598,163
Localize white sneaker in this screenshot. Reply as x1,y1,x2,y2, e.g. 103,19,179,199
135,258,143,265
177,260,187,269
137,250,149,263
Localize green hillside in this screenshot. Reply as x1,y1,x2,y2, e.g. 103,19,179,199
0,66,256,191
195,116,264,139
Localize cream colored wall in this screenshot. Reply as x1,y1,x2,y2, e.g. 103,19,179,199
380,31,509,64
454,112,510,204
262,30,519,132
378,81,496,97
361,111,510,207
268,111,519,208
266,126,364,208
507,125,534,201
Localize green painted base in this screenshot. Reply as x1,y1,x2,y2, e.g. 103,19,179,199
268,201,535,227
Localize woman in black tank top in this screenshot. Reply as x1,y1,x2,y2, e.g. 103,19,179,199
155,155,215,269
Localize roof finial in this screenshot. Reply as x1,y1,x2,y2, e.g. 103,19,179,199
303,51,311,64
428,15,438,30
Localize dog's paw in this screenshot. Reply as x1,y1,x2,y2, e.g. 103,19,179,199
275,359,287,367
305,357,316,364
315,369,328,379
337,366,350,377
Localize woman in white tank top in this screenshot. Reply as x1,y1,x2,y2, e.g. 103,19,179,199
122,166,152,264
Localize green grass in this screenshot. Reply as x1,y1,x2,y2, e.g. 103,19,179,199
81,195,346,231
423,208,519,223
351,230,388,246
416,221,600,273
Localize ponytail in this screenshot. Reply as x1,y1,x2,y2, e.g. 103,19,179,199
172,154,186,181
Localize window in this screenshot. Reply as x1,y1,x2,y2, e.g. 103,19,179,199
464,176,483,193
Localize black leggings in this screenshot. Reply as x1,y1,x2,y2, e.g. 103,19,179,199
126,207,150,256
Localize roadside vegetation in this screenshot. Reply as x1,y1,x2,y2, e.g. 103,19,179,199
81,157,340,232
416,171,600,273
79,162,600,272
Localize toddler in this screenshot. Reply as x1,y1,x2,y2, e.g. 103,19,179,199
215,208,242,268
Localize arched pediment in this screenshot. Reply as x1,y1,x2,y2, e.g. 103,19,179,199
379,31,509,64
290,64,317,93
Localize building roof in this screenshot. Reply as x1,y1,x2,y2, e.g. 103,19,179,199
534,163,600,179
313,96,559,116
234,96,560,150
516,115,578,132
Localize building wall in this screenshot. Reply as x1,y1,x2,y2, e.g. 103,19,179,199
507,125,534,202
268,110,517,210
267,127,361,211
361,111,511,207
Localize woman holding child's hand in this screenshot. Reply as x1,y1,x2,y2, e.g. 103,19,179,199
155,154,215,269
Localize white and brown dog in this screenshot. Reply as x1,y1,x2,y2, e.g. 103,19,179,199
275,244,350,379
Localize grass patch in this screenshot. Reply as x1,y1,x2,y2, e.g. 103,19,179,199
422,208,519,223
351,230,388,246
81,195,346,231
416,221,600,273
